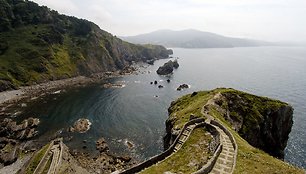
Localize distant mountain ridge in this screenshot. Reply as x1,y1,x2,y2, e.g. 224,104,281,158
121,29,273,48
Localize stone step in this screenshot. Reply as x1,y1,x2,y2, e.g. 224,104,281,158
178,140,184,144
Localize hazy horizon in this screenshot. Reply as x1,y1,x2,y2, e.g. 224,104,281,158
33,0,306,43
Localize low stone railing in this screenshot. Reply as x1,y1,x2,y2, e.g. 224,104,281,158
206,124,220,153
193,143,223,174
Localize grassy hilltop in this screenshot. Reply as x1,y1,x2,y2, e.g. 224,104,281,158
159,88,303,174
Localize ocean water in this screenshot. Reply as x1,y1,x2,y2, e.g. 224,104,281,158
16,47,306,168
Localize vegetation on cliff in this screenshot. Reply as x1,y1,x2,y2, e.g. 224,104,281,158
141,128,212,174
0,0,172,91
164,88,303,174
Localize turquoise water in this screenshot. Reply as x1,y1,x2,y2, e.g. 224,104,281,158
17,47,306,168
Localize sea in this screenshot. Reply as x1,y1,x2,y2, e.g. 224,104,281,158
15,46,306,168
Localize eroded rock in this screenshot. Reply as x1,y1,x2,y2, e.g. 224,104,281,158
177,84,189,91
156,60,179,75
69,118,92,133
96,138,109,153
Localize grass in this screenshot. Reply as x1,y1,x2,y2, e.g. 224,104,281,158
167,91,212,129
42,155,53,174
0,24,79,86
141,128,212,174
25,143,50,174
147,88,304,174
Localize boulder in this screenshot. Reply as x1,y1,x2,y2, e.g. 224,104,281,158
96,138,109,152
0,117,40,140
0,143,19,166
177,84,189,91
147,59,154,65
117,155,131,162
173,59,179,69
69,118,92,133
156,60,179,75
191,92,198,97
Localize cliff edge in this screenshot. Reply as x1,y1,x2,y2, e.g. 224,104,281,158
163,88,303,173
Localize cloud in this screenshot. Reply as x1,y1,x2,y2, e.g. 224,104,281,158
32,0,306,42
34,0,79,15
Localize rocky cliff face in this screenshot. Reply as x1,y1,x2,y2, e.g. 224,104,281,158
163,115,178,150
210,90,293,159
164,89,293,159
0,0,172,91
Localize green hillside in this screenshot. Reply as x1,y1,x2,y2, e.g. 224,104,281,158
0,0,172,91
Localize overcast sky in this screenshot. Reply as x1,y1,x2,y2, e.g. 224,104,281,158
33,0,306,42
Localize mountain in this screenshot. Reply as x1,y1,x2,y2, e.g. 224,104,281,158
121,29,272,48
0,0,172,91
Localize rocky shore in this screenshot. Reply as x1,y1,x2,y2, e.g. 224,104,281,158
0,67,138,172
69,138,133,174
0,67,137,110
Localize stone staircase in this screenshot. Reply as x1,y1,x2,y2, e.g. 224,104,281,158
209,126,235,174
173,124,196,152
118,93,237,174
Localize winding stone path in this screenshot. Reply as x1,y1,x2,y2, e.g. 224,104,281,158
119,93,237,174
201,92,237,174
209,126,235,174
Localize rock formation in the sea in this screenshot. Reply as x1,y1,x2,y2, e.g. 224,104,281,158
147,59,155,65
0,0,173,92
69,118,91,133
156,60,179,75
164,88,293,159
176,84,189,91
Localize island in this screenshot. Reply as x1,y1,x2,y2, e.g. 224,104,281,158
156,60,179,75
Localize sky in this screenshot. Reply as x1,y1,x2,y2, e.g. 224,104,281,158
32,0,306,42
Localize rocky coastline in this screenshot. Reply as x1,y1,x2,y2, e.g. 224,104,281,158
0,66,139,173
164,89,294,159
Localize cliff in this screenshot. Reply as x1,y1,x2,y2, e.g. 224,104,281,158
0,0,172,91
212,90,293,158
164,88,302,173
